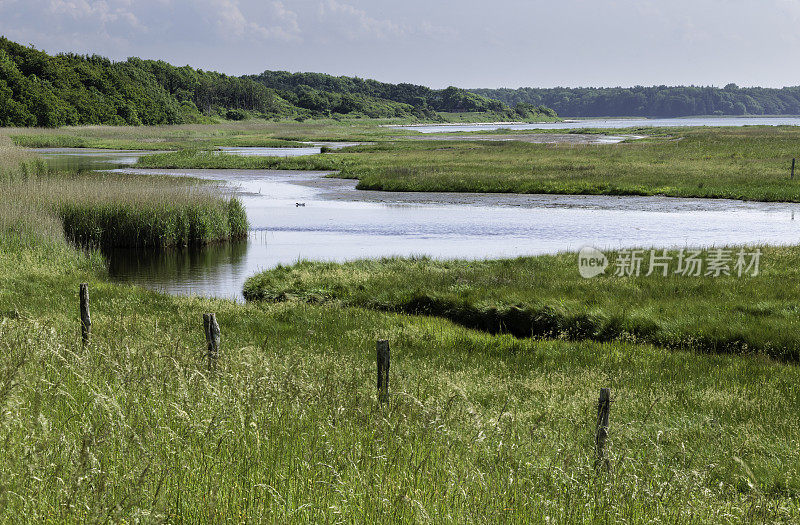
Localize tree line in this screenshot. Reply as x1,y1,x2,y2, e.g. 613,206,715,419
249,70,554,118
0,37,556,127
471,85,800,118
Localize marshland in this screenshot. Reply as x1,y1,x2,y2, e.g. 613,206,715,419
2,26,800,523
1,118,800,522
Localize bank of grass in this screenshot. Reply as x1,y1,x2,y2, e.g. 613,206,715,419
2,119,415,151
132,125,800,203
9,133,310,150
0,135,248,248
0,234,798,521
242,247,800,361
335,127,800,202
136,149,347,171
58,184,248,248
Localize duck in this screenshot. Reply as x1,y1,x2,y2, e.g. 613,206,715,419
295,202,306,207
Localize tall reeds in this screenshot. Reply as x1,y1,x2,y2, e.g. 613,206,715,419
0,133,248,249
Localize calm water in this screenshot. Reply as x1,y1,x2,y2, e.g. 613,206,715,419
107,167,800,300
34,142,361,170
393,116,800,133
37,146,800,300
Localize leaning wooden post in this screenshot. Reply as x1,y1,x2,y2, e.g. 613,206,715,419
203,313,220,370
376,340,390,404
595,388,611,469
79,283,91,346
792,158,796,180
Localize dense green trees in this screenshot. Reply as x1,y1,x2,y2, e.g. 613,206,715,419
0,37,305,126
249,71,539,115
471,85,800,118
0,37,556,127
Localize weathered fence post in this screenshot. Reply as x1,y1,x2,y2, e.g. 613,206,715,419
376,340,390,404
203,313,220,370
596,388,611,469
792,158,796,179
79,283,91,346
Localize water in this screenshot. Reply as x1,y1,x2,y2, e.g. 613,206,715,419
34,142,362,171
36,145,800,301
218,142,361,156
35,148,164,170
107,167,800,300
392,116,800,133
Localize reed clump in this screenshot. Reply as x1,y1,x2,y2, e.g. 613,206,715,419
0,134,248,249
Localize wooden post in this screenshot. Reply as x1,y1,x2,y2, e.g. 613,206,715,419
596,388,610,468
792,158,796,179
203,313,220,370
79,283,91,346
376,340,390,404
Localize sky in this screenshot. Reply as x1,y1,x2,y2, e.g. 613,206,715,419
1,0,799,89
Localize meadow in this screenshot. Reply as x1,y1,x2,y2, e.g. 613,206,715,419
129,125,800,202
0,122,799,521
242,248,800,361
3,119,416,151
1,224,799,522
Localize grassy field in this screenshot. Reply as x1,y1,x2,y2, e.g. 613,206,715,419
2,122,800,520
241,248,800,361
0,234,798,522
336,127,800,202
1,119,417,151
129,125,800,202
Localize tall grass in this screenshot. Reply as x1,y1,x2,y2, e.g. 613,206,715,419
242,249,800,361
0,237,798,521
0,135,248,249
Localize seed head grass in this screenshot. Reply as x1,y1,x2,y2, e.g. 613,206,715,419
0,135,248,249
0,237,798,521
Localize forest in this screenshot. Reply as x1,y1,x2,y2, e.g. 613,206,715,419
472,84,800,117
0,37,555,127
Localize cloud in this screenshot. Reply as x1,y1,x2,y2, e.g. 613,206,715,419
0,0,301,49
1,0,798,87
317,0,404,40
201,0,300,42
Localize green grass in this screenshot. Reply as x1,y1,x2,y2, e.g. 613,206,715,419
132,125,800,203
135,149,346,171
2,119,417,151
0,135,248,249
9,132,310,151
60,194,247,248
3,121,800,520
242,248,800,361
0,235,799,521
332,127,800,202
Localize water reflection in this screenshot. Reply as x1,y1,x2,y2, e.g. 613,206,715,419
105,240,249,299
35,148,161,171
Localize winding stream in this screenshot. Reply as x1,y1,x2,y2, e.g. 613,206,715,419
37,144,800,300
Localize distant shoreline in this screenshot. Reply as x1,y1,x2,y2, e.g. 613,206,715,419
383,120,572,128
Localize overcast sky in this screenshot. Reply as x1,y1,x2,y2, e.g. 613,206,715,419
1,0,798,89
